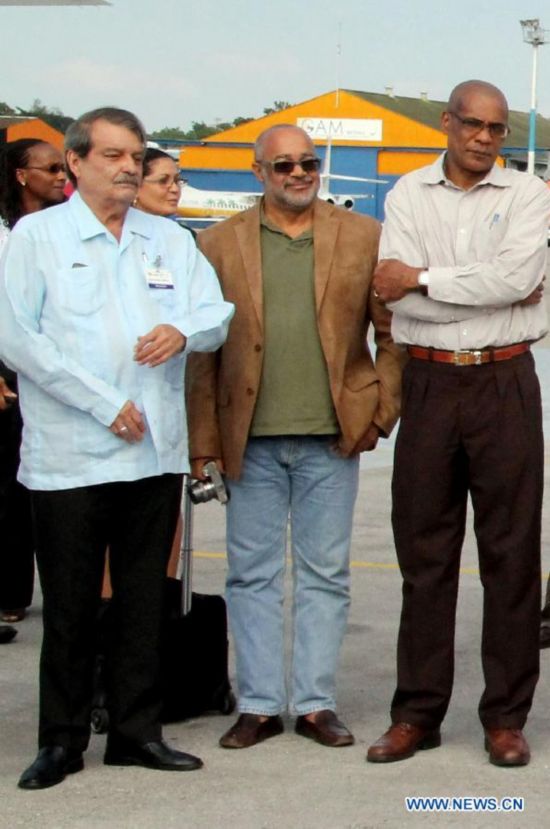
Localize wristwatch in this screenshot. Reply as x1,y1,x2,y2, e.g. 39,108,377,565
418,270,430,295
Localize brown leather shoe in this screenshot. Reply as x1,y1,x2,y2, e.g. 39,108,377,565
367,722,441,763
484,728,530,767
219,714,284,749
295,710,354,747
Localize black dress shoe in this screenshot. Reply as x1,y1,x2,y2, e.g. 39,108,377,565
219,714,284,749
18,746,84,790
104,738,203,771
0,625,17,644
540,622,550,649
295,710,354,747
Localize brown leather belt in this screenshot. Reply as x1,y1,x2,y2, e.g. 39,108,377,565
407,342,530,366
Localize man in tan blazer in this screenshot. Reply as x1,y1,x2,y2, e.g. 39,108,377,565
187,124,404,750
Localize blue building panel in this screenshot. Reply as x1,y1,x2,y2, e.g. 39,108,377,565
180,145,391,218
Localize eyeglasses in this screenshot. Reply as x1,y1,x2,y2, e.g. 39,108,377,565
261,157,321,175
448,111,510,139
25,163,66,174
143,175,183,189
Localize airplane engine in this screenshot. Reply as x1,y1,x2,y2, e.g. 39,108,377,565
330,195,355,210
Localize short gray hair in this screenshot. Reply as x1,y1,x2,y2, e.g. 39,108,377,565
64,107,146,186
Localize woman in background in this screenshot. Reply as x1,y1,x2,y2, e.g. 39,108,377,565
134,147,182,217
0,138,66,623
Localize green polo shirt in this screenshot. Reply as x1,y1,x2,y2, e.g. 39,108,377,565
250,212,338,437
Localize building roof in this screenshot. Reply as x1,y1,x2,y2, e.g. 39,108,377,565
0,115,65,150
345,89,550,148
0,116,36,129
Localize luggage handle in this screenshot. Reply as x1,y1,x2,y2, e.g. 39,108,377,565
177,468,230,616
178,474,194,616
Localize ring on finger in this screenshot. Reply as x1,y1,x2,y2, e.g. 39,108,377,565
119,425,129,434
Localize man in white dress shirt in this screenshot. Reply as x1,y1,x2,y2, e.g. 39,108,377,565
367,80,550,767
0,107,233,788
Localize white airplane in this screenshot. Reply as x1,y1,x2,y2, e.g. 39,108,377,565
176,139,387,220
317,139,386,209
176,184,258,219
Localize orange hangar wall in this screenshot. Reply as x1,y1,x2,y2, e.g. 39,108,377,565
177,89,448,220
0,117,64,150
177,89,549,221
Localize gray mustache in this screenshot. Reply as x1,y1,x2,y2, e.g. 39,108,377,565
114,175,139,185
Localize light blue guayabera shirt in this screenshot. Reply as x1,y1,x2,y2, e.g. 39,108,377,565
0,192,234,490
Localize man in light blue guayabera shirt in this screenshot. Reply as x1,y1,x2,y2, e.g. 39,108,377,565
0,107,234,790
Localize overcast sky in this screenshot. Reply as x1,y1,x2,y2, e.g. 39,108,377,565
1,0,550,133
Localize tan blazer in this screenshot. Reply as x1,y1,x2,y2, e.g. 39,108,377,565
186,199,405,480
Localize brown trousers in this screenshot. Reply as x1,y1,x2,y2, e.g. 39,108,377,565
390,351,542,730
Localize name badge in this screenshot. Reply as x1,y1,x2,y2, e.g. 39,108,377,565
143,254,174,289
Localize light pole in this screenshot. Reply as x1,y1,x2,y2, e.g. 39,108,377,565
520,18,549,175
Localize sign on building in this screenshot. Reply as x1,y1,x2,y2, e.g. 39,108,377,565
297,117,383,141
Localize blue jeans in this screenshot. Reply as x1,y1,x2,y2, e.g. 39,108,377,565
226,436,359,716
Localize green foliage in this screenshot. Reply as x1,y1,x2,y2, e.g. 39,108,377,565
263,100,292,115
17,99,74,134
150,115,255,141
149,126,188,140
4,98,287,140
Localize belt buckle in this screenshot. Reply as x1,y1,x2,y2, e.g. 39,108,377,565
453,350,482,366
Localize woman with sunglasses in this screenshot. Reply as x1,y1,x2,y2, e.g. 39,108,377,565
0,138,67,625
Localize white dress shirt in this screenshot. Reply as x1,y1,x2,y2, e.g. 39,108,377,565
0,222,8,256
381,155,550,349
0,192,234,489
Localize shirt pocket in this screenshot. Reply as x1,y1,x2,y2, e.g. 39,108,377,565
55,266,106,315
146,286,179,325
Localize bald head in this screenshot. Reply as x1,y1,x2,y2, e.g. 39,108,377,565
441,80,509,189
251,124,320,214
254,124,314,162
447,80,508,119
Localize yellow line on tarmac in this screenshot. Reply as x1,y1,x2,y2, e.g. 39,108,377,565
193,551,485,577
194,551,227,560
193,552,550,581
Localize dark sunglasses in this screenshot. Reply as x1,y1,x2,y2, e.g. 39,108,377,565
262,157,321,175
25,163,65,174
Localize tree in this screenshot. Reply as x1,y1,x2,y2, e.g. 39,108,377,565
186,121,222,140
17,99,74,133
150,106,284,144
263,100,292,116
0,102,16,116
149,126,188,141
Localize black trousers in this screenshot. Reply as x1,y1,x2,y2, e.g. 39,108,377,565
391,352,542,730
0,367,34,610
31,473,183,752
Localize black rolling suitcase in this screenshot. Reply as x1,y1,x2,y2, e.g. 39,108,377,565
160,481,235,721
91,475,235,732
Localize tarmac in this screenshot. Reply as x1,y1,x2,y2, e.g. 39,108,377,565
3,334,550,828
